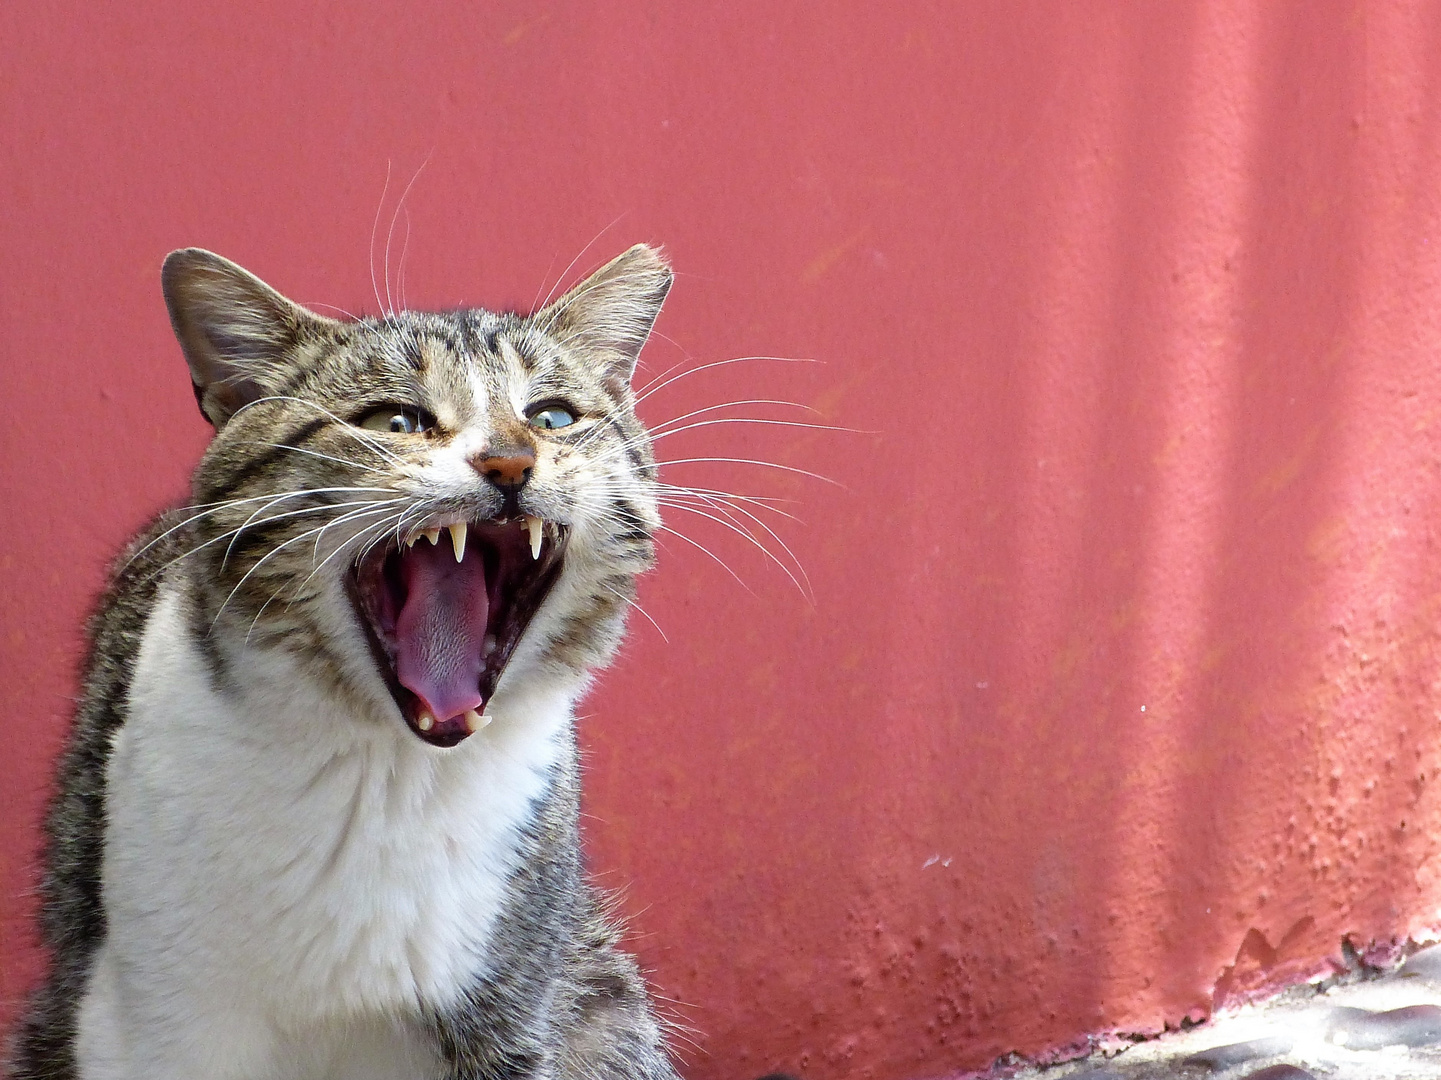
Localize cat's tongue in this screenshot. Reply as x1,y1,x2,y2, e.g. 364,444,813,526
393,539,489,722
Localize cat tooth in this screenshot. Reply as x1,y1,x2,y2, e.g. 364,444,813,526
464,708,491,733
403,534,417,549
482,633,497,656
417,710,436,732
449,521,467,563
525,514,543,560
423,528,441,546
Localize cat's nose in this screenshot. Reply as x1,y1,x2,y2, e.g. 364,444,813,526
470,449,535,492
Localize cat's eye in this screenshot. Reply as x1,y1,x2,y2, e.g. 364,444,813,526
357,407,432,435
527,404,577,431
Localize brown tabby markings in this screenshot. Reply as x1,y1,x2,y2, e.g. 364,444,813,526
9,246,682,1080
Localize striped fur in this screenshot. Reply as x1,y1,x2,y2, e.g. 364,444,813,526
8,247,681,1080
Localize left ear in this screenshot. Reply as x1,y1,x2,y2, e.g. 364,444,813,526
162,248,339,428
535,244,672,390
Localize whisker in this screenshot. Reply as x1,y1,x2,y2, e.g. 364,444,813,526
369,161,392,317
651,417,857,442
650,523,755,597
657,498,810,601
629,351,693,397
228,395,406,467
634,355,819,405
636,326,687,363
656,457,842,487
656,483,799,516
398,207,412,313
241,442,389,474
599,582,668,644
531,211,630,317
309,500,408,563
659,487,801,545
303,301,364,321
356,503,430,566
298,503,411,591
528,253,559,317
536,252,659,339
583,428,835,493
645,398,817,435
216,503,402,633
123,487,396,572
251,505,411,638
385,155,431,317
221,496,400,569
146,502,354,587
666,490,808,576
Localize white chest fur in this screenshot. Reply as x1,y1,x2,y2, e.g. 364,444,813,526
76,583,571,1080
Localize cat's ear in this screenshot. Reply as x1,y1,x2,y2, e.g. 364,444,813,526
536,244,672,390
162,249,335,428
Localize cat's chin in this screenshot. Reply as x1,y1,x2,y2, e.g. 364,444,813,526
346,515,569,748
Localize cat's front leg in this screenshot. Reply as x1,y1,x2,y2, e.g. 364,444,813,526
76,946,446,1080
429,993,554,1080
548,909,683,1080
73,943,277,1080
553,1000,681,1080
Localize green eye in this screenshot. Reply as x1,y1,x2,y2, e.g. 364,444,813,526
358,407,430,434
528,405,576,430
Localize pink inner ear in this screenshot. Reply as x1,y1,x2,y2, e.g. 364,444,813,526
392,540,490,721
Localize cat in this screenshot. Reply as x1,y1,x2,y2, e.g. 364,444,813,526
7,244,684,1080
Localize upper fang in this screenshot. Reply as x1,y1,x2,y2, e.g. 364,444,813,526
525,515,542,559
449,522,467,563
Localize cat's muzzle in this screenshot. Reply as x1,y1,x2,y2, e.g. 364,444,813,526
349,515,569,747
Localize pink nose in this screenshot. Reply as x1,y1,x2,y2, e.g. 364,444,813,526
471,451,535,490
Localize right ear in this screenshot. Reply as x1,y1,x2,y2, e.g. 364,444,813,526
161,248,337,428
533,244,673,393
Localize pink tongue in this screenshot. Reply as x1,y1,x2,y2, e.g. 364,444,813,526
394,540,490,722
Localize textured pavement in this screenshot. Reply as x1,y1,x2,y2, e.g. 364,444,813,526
1009,944,1441,1080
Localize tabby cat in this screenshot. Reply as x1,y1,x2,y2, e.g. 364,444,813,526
8,245,681,1080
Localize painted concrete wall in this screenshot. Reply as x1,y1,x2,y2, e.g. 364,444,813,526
6,3,1441,1078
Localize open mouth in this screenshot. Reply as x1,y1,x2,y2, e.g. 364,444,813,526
350,514,568,747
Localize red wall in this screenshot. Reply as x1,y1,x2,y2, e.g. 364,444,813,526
7,3,1441,1078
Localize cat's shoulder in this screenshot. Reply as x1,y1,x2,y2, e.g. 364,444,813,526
79,509,192,690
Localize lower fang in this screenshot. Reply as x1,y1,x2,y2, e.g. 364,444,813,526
482,633,497,656
464,709,490,733
417,710,436,732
